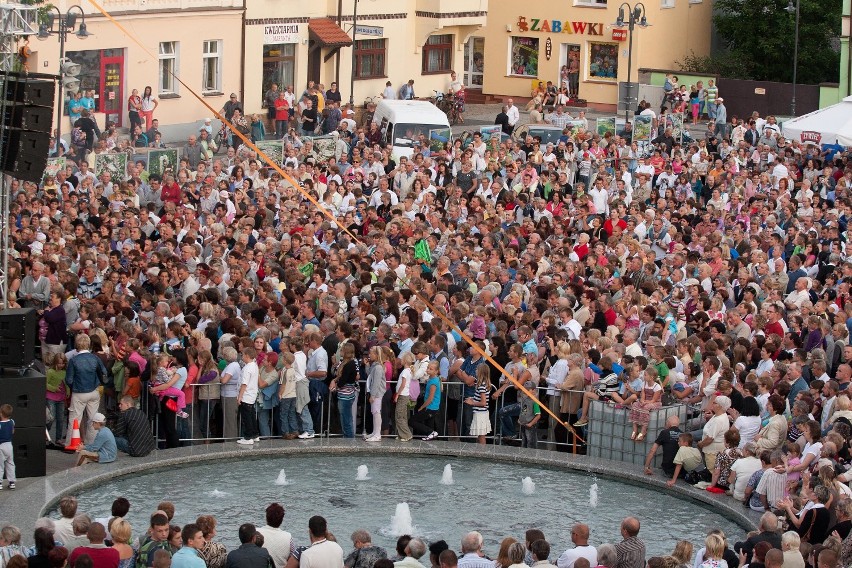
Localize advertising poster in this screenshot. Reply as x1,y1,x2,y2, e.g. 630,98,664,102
429,128,451,153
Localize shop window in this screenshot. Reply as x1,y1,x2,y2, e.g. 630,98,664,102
263,43,296,104
354,39,386,79
422,34,453,74
574,0,607,6
159,41,179,95
202,40,222,93
509,37,539,77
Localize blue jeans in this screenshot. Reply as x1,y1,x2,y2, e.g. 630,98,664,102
258,407,274,437
176,403,192,444
499,403,521,438
708,104,717,120
338,396,355,438
278,397,298,435
299,402,314,435
48,399,65,442
115,436,130,454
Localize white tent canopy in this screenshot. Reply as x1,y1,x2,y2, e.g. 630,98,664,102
782,95,852,147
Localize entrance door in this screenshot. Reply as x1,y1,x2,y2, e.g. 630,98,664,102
100,50,124,127
561,44,581,99
307,41,321,84
463,37,484,89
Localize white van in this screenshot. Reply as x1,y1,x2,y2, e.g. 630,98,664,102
372,99,451,160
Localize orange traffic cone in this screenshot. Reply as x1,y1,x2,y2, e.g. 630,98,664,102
64,419,82,451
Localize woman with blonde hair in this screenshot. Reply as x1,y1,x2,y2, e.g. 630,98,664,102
670,541,693,568
698,534,726,568
394,351,416,442
365,346,387,442
109,519,135,568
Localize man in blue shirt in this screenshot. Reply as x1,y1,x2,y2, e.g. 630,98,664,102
76,412,117,465
65,333,107,445
456,341,485,437
171,525,207,568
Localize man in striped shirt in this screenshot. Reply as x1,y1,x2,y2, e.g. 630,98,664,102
115,396,156,457
755,450,787,511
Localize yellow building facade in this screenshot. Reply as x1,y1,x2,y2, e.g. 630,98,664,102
480,0,713,111
242,0,488,116
30,0,243,139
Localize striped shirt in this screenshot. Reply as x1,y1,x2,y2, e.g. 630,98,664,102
472,383,490,412
755,468,787,507
115,407,156,457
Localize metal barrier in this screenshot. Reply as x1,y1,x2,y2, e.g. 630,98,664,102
144,380,589,453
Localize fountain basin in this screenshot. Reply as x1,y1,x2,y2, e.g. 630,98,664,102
41,447,749,557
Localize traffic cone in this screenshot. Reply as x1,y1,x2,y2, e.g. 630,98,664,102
64,419,82,451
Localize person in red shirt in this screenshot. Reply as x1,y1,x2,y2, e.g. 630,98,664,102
764,303,785,340
69,523,119,568
273,91,289,138
159,173,181,206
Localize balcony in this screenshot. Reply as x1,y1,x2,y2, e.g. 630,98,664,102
415,0,488,25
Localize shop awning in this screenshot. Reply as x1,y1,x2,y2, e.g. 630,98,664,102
308,18,353,47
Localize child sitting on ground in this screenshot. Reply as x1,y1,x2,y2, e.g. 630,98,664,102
668,432,709,487
151,354,188,418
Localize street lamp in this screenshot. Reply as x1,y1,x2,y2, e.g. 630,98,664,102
612,2,649,125
37,5,90,149
786,0,800,116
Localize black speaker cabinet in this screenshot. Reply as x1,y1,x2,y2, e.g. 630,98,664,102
0,308,36,367
2,75,55,108
0,369,46,428
11,426,46,478
3,105,53,133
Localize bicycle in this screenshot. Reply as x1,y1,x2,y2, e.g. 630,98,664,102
214,122,231,152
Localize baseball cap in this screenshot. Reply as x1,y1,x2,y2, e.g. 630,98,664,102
92,412,107,423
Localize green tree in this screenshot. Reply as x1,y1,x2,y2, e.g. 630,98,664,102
712,0,840,84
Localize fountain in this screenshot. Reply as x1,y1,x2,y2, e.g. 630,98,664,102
385,502,415,536
62,454,745,556
589,483,599,508
440,464,454,485
357,465,370,480
522,477,535,495
275,469,289,486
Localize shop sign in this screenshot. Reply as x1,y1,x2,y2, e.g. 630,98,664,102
612,29,627,41
104,66,120,88
263,24,301,45
517,16,605,35
800,131,821,144
355,25,383,37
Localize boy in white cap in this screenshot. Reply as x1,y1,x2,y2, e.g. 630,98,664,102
76,413,117,466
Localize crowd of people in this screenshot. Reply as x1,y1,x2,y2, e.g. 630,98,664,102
4,69,852,555
0,496,850,568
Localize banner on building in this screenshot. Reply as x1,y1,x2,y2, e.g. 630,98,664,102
94,152,128,180
255,141,285,167
263,24,301,45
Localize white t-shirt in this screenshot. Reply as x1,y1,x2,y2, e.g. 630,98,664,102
240,360,260,404
300,539,344,568
733,415,762,448
730,455,762,501
557,545,598,568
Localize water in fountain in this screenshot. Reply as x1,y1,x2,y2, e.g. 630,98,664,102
357,465,370,480
275,470,289,486
208,489,228,497
440,464,454,485
589,483,599,508
383,502,415,537
522,477,535,495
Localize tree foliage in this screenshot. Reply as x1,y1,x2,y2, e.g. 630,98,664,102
710,0,840,84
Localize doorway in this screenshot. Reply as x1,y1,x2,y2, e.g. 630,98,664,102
463,37,484,89
307,41,321,85
559,44,581,100
100,51,124,127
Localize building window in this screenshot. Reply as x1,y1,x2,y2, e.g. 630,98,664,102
422,34,453,74
158,41,178,94
509,37,539,77
354,39,386,79
263,43,296,104
661,0,675,6
574,0,607,6
202,40,222,93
